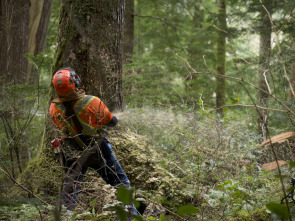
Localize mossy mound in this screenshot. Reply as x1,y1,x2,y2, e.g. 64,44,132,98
11,123,201,215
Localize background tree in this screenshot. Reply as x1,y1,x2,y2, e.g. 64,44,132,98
0,0,52,178
123,0,134,63
27,0,52,84
0,0,30,86
256,0,272,141
215,0,227,116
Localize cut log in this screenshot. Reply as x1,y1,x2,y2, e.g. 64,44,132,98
261,132,295,147
261,160,288,171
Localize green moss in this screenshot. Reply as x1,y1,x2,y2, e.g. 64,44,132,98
229,208,270,221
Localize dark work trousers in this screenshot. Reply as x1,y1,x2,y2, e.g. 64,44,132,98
62,140,132,211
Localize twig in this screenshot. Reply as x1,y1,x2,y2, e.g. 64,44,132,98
240,82,291,221
212,25,227,33
263,69,272,95
143,196,187,221
0,164,49,205
133,14,178,29
207,104,288,113
171,51,295,116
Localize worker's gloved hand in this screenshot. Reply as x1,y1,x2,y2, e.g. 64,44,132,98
51,138,63,154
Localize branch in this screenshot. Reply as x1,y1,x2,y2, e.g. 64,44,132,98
208,104,288,113
212,25,227,33
133,14,178,29
263,69,272,95
0,164,49,205
259,0,295,98
170,51,295,116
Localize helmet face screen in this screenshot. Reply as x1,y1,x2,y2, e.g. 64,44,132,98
52,68,78,96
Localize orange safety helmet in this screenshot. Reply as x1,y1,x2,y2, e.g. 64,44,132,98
52,67,81,96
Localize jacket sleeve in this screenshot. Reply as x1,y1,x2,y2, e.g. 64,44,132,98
49,103,65,130
88,97,115,127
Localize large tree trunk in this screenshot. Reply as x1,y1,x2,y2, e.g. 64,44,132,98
215,0,226,117
17,0,125,197
122,0,134,63
52,0,124,111
256,1,272,141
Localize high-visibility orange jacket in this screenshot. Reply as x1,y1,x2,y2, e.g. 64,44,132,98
49,95,114,137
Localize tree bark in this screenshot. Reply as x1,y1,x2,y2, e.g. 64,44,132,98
27,0,52,84
52,0,124,112
256,1,272,141
216,0,226,117
122,0,134,63
188,0,203,60
0,0,30,86
290,19,295,96
15,0,125,197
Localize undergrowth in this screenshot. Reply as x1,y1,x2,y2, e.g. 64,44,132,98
1,107,294,220
119,107,294,220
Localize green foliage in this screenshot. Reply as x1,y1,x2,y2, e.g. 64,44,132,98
120,107,291,219
117,186,132,205
2,0,295,220
115,205,128,221
177,204,200,216
266,202,289,219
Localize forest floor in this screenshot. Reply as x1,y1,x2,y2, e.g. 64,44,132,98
1,107,294,220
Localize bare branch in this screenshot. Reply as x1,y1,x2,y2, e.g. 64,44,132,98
208,104,288,113
259,0,295,98
212,24,228,33
133,14,178,29
170,50,295,116
0,164,49,205
263,69,272,95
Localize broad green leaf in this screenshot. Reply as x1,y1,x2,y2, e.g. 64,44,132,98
177,204,200,216
84,216,96,220
274,174,288,179
116,186,131,204
147,216,157,220
289,161,295,169
159,213,165,221
133,215,145,221
115,205,127,221
266,202,289,219
89,200,97,207
133,199,140,208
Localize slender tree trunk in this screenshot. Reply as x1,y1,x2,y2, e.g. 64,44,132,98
188,0,203,60
257,2,272,141
123,0,134,63
27,0,52,84
290,20,295,96
216,0,226,117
